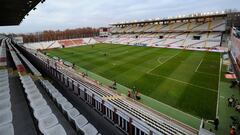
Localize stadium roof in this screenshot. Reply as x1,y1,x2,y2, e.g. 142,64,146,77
0,0,42,26
111,13,227,26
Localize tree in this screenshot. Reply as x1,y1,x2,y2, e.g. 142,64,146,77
19,27,100,43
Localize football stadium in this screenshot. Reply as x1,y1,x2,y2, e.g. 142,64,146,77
1,0,240,135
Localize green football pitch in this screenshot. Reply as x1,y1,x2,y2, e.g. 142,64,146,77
45,43,221,119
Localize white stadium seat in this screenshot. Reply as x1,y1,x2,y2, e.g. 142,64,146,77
82,123,98,135
74,115,88,131
44,124,67,135
34,105,53,120
66,108,80,121
38,113,59,133
0,123,14,135
0,110,12,127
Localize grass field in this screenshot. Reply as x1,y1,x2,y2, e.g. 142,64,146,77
45,43,221,119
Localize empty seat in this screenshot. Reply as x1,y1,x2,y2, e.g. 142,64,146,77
22,81,35,88
25,88,39,95
66,108,80,121
0,78,8,82
52,92,63,101
0,80,9,86
21,78,34,84
45,84,55,90
30,98,47,110
0,74,8,79
0,87,10,93
0,123,14,135
0,110,12,127
0,88,10,99
0,93,10,103
46,86,57,92
23,84,37,90
41,80,53,89
0,73,7,77
0,100,11,112
56,97,67,107
82,123,98,135
0,85,9,91
27,92,43,102
49,89,59,96
38,113,59,133
34,105,52,120
44,124,67,135
61,102,73,113
74,115,88,131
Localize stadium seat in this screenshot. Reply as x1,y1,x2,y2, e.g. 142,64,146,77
61,102,73,113
30,98,47,110
48,88,59,96
23,84,37,91
66,108,80,121
38,113,59,133
56,96,67,107
0,123,14,135
82,123,98,135
0,87,9,93
0,92,10,103
0,110,12,127
0,99,11,112
44,124,67,135
52,92,63,101
27,92,43,102
25,87,39,95
74,115,88,131
33,105,53,120
0,79,8,86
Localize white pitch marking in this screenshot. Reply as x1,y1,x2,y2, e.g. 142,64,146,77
195,58,204,72
148,73,217,93
147,51,181,73
157,57,163,64
216,57,222,117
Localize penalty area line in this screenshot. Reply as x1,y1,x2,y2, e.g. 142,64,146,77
195,58,204,72
147,51,181,74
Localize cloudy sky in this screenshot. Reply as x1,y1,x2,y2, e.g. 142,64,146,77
0,0,239,34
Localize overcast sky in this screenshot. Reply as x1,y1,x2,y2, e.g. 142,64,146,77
0,0,239,34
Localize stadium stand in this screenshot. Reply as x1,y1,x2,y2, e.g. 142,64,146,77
0,38,14,134
11,45,42,77
0,37,77,135
4,37,104,135
23,38,98,50
0,39,7,67
23,41,61,50
7,41,67,135
40,79,100,135
105,14,227,51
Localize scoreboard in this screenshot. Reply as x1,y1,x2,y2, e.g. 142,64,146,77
99,27,110,37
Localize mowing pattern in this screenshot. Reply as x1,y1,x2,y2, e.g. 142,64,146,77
45,44,220,119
